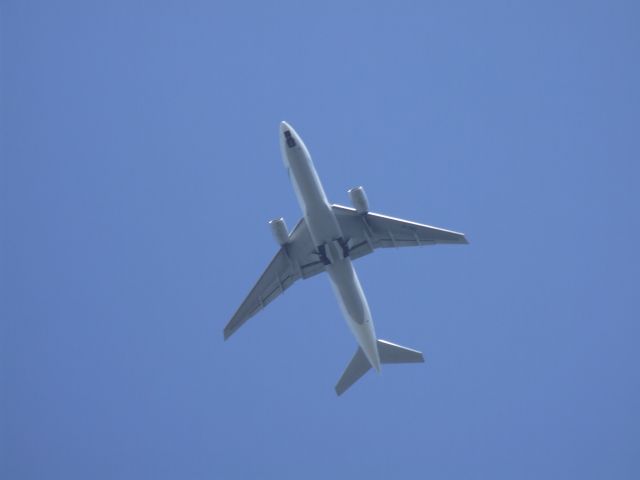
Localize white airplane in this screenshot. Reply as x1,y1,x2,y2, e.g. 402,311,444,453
224,122,468,395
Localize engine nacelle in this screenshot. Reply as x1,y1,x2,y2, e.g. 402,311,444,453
269,217,289,245
348,186,369,214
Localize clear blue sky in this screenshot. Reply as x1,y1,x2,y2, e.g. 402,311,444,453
2,1,639,479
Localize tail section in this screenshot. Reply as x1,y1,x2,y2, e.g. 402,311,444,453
334,339,424,396
376,339,424,364
335,347,371,396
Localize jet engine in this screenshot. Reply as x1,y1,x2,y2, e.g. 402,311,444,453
348,186,369,214
269,217,289,245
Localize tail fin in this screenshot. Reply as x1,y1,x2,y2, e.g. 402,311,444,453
334,339,424,396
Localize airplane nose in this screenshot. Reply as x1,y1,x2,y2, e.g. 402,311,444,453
280,121,291,133
280,121,297,148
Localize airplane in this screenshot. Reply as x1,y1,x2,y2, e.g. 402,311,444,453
224,121,468,395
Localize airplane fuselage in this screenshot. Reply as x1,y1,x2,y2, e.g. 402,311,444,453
279,122,381,371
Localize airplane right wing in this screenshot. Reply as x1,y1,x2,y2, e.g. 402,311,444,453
332,204,468,261
224,218,325,340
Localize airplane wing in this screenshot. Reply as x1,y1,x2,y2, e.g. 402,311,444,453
332,204,468,261
224,218,325,340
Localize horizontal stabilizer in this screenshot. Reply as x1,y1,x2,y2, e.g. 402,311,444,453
335,347,371,396
377,339,424,364
335,339,424,396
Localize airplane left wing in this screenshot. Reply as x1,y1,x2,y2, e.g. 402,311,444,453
224,219,325,340
332,204,468,261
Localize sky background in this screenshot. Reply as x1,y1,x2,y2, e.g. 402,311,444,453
2,1,639,479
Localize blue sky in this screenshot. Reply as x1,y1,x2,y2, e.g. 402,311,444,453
2,1,639,479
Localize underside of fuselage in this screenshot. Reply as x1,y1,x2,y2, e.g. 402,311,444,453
279,121,381,371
